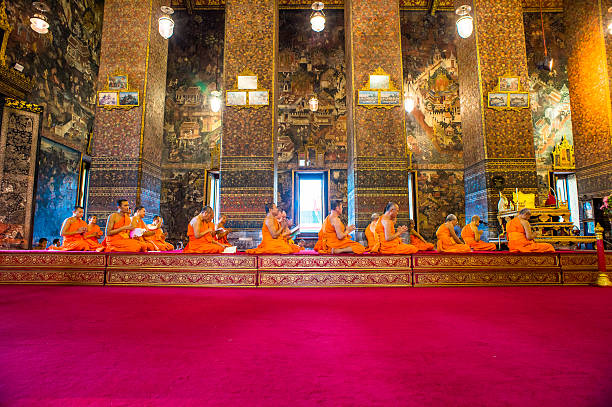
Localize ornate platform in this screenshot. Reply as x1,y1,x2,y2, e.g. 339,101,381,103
559,251,612,285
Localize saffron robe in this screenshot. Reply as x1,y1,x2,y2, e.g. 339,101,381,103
436,224,471,253
247,218,298,254
149,227,174,251
85,224,104,250
105,214,148,252
184,221,224,254
50,218,91,251
507,217,555,253
132,217,157,251
375,220,418,254
215,226,230,245
409,234,435,251
314,216,366,254
461,225,496,251
364,220,380,253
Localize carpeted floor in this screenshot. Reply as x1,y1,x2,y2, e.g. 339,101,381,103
1,286,611,406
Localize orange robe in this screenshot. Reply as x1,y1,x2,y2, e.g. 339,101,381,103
184,221,224,253
215,226,230,245
375,220,418,254
314,216,366,254
365,221,380,253
105,214,148,252
149,227,174,251
85,224,104,250
436,224,471,253
507,217,555,253
461,225,496,251
246,218,299,254
132,217,157,251
50,218,92,251
409,234,435,251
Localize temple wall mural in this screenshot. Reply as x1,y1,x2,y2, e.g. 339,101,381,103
276,9,347,218
161,10,224,242
524,12,573,197
5,0,104,153
401,11,465,240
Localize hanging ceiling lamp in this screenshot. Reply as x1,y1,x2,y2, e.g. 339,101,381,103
309,95,319,112
537,0,553,71
158,6,175,39
30,2,50,34
608,7,612,35
404,97,415,113
310,2,326,32
210,91,222,113
455,5,473,39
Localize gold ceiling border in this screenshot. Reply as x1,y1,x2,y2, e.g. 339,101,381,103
357,67,402,110
5,97,43,113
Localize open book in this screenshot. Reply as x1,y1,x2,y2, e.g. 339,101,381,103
289,225,300,235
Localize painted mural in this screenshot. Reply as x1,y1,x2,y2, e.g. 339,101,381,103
31,138,81,246
524,12,573,194
4,0,104,152
400,11,465,237
161,10,224,241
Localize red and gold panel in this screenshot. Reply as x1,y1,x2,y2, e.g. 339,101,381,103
0,251,106,285
559,251,612,285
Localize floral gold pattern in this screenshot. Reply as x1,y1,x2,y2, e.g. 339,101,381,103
413,271,560,286
258,272,411,287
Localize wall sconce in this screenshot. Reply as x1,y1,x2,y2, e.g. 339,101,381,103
455,5,473,39
404,97,415,113
309,95,319,112
30,2,50,34
158,6,175,39
210,90,222,113
608,7,612,35
310,2,325,32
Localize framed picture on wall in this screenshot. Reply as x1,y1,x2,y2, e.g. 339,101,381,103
380,90,400,105
97,91,118,106
237,75,258,90
487,92,508,108
508,92,530,108
369,74,390,90
108,75,128,90
499,76,520,92
357,90,379,105
248,90,269,106
119,91,139,106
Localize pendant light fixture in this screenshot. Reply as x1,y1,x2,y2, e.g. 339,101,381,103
309,95,319,112
158,6,175,39
455,5,473,39
310,2,326,32
30,2,50,34
210,91,222,113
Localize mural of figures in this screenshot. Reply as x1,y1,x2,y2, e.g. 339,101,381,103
524,12,573,194
401,11,465,238
161,10,224,240
5,0,104,152
32,138,81,246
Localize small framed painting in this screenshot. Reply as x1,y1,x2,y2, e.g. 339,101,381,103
97,91,118,106
498,76,520,92
488,92,508,108
108,75,128,90
226,90,247,106
508,92,530,108
358,90,379,105
119,91,139,106
248,90,269,106
237,75,258,90
380,90,400,105
369,74,390,90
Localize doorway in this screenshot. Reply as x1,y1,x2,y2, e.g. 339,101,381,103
294,171,328,233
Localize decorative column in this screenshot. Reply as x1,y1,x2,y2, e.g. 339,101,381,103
88,0,168,225
564,0,612,200
345,0,410,229
220,0,277,230
454,0,538,234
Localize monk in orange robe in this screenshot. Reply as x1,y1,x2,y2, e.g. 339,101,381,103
436,214,471,253
247,203,300,254
461,215,496,251
147,215,174,251
408,219,434,251
50,206,99,251
83,215,104,251
375,202,418,254
105,199,148,252
184,206,228,253
215,215,231,245
364,213,380,253
278,210,303,252
507,209,555,253
130,206,157,251
314,199,366,254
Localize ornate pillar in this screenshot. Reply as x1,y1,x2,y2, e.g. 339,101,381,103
88,0,168,225
345,0,410,229
454,0,538,234
220,0,277,230
564,0,612,199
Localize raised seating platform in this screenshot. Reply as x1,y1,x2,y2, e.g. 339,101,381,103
0,250,610,287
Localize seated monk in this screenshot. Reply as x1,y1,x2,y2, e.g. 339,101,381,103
436,214,471,253
215,215,231,245
105,199,148,252
278,210,303,252
461,215,496,251
50,206,101,251
130,206,157,251
184,206,228,253
408,219,434,251
314,199,366,254
246,203,300,254
365,213,380,253
147,215,174,251
375,202,418,254
83,215,104,251
507,209,555,253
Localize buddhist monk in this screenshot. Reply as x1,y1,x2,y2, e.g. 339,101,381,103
314,199,366,254
105,199,147,252
436,214,471,253
278,210,303,252
375,202,418,254
83,215,104,251
246,203,300,254
184,206,228,254
50,206,97,251
364,213,380,253
147,215,174,251
408,219,435,251
507,209,555,253
130,206,157,251
33,238,47,250
215,215,230,245
461,215,497,251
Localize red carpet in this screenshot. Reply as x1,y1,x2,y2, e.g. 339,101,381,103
1,286,611,406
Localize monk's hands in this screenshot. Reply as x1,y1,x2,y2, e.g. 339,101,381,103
346,225,356,233
397,225,409,234
123,224,135,231
77,226,88,234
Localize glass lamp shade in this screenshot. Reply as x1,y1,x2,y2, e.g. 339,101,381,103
309,96,319,112
158,15,175,39
404,97,415,113
608,22,612,35
210,91,222,113
310,12,325,32
456,15,473,39
30,14,49,34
